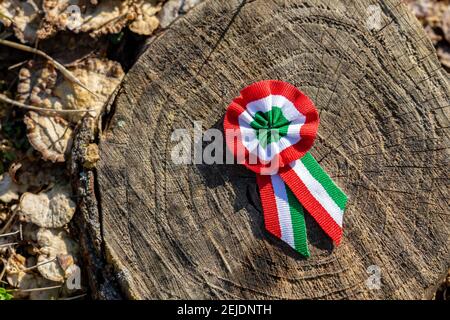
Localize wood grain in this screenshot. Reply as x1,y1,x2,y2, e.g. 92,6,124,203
74,0,449,299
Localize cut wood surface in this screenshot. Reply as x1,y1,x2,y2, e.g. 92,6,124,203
74,0,449,299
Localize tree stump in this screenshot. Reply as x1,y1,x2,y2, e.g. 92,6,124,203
73,0,450,299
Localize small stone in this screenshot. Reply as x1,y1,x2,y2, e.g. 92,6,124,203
19,183,76,228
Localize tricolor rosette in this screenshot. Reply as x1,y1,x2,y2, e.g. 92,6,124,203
224,80,347,257
224,80,319,174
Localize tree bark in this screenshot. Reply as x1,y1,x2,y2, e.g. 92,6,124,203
73,0,450,299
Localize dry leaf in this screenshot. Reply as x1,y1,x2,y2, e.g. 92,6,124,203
40,0,162,38
19,183,76,228
129,1,160,35
36,228,79,283
19,58,124,123
0,0,42,43
24,111,74,163
9,159,65,190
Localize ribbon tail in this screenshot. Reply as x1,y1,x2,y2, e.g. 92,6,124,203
257,174,310,257
279,153,348,245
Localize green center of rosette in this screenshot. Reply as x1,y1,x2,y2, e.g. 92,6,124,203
250,106,291,148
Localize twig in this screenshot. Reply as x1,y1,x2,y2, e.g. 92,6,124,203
0,259,7,284
7,60,28,70
0,210,17,234
59,294,87,300
0,230,20,238
0,93,94,114
0,31,13,40
12,285,62,293
0,12,13,23
0,242,18,248
0,39,98,98
22,257,57,272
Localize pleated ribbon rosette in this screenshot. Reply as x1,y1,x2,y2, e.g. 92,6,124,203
224,80,348,257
